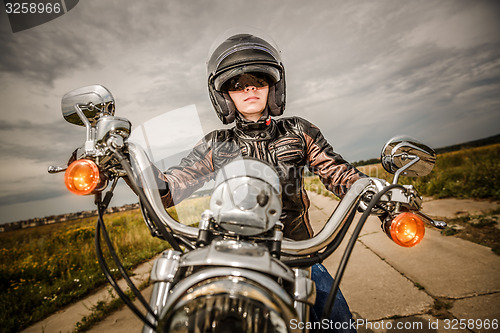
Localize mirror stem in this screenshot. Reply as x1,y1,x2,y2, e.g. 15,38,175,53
392,155,420,184
74,104,95,153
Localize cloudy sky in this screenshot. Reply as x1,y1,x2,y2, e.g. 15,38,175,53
0,0,499,224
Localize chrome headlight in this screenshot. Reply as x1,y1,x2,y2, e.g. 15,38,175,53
159,268,298,333
210,159,282,236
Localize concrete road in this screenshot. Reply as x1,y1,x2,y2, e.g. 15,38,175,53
24,193,500,333
307,193,500,333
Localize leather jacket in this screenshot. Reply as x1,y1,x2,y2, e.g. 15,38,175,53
159,115,366,241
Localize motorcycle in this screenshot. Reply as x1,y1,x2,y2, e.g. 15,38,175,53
49,85,446,333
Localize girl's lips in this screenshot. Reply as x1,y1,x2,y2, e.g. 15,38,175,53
244,96,259,101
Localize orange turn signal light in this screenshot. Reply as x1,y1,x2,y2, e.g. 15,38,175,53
65,159,102,195
387,212,425,247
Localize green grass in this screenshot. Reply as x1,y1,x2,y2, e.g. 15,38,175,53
303,176,338,199
305,144,500,254
356,143,500,200
441,226,459,236
0,194,210,333
167,196,210,226
404,144,500,199
73,280,150,333
0,209,170,333
440,211,500,255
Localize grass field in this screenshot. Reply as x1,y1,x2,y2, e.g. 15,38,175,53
357,143,500,200
307,143,500,255
0,144,498,332
0,196,209,333
305,144,500,201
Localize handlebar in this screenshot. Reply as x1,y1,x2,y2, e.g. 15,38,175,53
281,178,375,255
128,143,200,239
52,139,435,256
127,142,390,255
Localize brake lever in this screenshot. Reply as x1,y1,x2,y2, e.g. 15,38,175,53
415,211,447,229
48,165,68,174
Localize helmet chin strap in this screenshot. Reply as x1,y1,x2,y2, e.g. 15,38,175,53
235,107,270,124
235,111,274,136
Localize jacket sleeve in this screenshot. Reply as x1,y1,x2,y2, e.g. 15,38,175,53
158,134,216,207
297,117,367,199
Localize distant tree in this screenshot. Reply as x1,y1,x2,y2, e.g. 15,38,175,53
352,158,380,167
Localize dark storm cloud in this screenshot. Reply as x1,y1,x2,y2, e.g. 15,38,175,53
283,1,500,160
0,119,84,163
0,187,65,207
1,0,499,223
0,1,209,85
0,15,99,85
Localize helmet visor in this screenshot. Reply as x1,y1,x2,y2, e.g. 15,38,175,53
214,64,281,92
220,73,270,92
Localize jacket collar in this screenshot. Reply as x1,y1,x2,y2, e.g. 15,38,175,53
234,111,276,141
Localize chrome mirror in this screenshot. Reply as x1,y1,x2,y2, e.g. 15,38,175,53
61,85,115,127
381,136,436,184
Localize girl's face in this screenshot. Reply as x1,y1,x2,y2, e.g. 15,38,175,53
228,85,269,122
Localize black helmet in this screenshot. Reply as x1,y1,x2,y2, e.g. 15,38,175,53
207,33,286,124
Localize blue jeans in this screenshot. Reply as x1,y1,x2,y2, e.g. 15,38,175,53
310,264,357,333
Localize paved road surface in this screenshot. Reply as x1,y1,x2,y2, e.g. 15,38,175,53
23,193,500,333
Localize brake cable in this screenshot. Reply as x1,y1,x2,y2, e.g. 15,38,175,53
319,184,404,331
92,147,187,330
111,148,182,252
95,192,157,330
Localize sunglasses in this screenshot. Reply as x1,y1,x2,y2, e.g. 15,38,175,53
222,73,271,92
